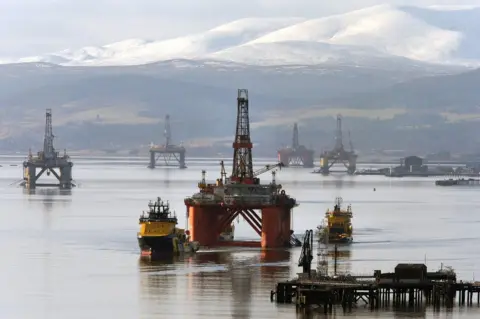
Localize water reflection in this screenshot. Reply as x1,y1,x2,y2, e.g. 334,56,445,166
259,249,291,280
138,254,179,266
164,168,171,187
138,249,293,318
326,245,352,276
23,188,72,212
319,174,357,189
393,306,427,318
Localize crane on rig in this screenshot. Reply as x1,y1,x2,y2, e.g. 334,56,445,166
248,162,285,184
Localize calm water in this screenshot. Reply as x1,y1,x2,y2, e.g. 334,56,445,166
0,156,479,319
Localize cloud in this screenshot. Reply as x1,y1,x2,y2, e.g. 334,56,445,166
1,0,480,57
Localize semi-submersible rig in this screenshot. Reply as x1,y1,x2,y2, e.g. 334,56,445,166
22,109,74,189
184,89,301,249
316,114,357,175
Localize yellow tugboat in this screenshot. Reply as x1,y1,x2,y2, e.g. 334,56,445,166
318,197,353,243
137,197,200,256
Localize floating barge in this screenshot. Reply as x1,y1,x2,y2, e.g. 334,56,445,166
271,264,480,313
435,178,480,186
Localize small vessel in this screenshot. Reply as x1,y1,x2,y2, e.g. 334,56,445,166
219,223,235,241
319,197,353,243
137,197,200,256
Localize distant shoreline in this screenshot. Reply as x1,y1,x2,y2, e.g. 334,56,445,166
0,152,474,167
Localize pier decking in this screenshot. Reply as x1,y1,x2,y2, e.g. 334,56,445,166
271,265,480,314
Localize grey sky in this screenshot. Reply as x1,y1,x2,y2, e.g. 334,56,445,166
1,0,479,58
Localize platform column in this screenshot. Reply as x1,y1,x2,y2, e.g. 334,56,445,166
24,165,36,189
303,153,314,168
179,151,186,169
261,206,292,249
60,163,73,189
187,206,219,247
320,156,329,174
348,157,357,174
278,153,290,167
149,151,155,169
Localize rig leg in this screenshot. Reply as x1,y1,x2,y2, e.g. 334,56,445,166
278,153,290,167
302,151,315,168
187,206,219,247
302,153,314,168
348,157,357,174
179,151,186,169
320,157,329,174
261,207,292,249
60,164,73,189
24,165,37,189
149,151,156,169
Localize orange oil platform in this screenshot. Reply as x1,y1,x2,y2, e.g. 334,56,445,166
184,89,298,249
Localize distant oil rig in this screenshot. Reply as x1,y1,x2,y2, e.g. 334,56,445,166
22,109,74,189
277,123,314,168
148,114,186,169
184,89,300,249
316,114,357,175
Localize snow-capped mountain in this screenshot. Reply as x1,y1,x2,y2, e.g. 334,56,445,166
8,4,480,67
16,18,306,66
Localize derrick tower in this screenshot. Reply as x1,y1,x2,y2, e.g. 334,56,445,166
293,123,299,149
317,114,357,175
43,109,55,160
184,89,299,249
231,89,254,183
22,109,74,189
164,114,172,147
277,123,314,168
148,114,186,169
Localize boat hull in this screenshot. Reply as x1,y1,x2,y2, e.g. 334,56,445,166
329,236,353,244
138,235,175,254
138,235,199,256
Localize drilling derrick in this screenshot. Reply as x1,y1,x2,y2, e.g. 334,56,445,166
148,114,186,169
231,89,254,183
184,89,300,249
316,114,357,175
277,123,314,168
22,109,74,189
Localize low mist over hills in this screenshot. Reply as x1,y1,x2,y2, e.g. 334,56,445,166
1,4,480,156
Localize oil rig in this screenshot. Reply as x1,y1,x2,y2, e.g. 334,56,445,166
22,109,74,189
277,123,314,168
316,114,357,175
184,89,299,249
148,114,186,169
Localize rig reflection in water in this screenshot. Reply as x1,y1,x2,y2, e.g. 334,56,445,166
23,188,72,212
138,249,293,318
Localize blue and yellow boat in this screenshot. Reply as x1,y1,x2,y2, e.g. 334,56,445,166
137,197,199,256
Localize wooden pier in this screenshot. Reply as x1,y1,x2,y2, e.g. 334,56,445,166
271,264,480,314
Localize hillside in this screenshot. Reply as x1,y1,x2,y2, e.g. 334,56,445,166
4,5,480,67
1,4,480,154
16,18,306,66
316,67,480,113
0,62,478,154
